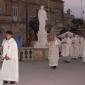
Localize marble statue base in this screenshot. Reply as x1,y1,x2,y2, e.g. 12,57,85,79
34,29,47,48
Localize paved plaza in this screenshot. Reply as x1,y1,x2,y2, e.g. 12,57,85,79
1,58,85,85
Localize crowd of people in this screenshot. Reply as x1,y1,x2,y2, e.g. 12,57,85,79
61,34,85,62
0,5,84,85
47,32,85,69
0,30,85,85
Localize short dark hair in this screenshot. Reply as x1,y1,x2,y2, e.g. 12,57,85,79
6,31,13,35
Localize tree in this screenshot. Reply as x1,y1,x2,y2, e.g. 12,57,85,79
29,16,39,41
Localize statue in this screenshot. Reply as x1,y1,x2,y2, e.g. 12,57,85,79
38,5,48,32
34,5,48,48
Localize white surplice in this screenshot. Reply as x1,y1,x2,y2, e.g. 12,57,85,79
61,38,67,57
47,38,61,67
0,70,3,85
1,39,6,47
61,37,72,57
1,38,19,82
82,39,85,62
72,36,80,58
79,37,85,57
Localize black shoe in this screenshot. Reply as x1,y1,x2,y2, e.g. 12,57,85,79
51,66,57,69
79,57,82,59
64,60,70,63
10,81,16,84
4,81,8,84
71,58,77,60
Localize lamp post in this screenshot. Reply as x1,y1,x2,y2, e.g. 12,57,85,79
81,0,83,19
80,0,84,34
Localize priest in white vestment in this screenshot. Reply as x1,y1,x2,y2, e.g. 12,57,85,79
1,31,19,84
82,38,85,63
47,33,61,69
72,35,80,59
1,39,6,47
79,36,85,58
61,38,67,57
61,35,72,63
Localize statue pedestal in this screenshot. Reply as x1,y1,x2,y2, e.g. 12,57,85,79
32,48,48,60
34,29,47,48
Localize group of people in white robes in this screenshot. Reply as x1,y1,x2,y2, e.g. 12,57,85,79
0,31,19,85
61,34,85,63
47,32,85,69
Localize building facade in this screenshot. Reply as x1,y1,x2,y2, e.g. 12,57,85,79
0,0,26,45
0,0,64,46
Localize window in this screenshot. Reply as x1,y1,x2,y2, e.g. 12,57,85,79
12,6,18,21
12,6,18,16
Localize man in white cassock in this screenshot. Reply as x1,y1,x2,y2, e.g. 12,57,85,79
1,31,19,84
82,37,85,63
47,33,61,69
61,35,72,63
79,35,85,58
72,35,80,59
61,38,66,57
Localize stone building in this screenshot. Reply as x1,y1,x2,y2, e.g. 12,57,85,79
0,0,64,46
0,0,26,45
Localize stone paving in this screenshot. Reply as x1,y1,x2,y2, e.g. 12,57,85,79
2,58,85,85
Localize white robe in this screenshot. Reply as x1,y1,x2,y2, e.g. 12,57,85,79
72,37,80,58
47,38,61,67
61,37,72,57
79,37,85,57
82,39,85,62
61,39,67,57
1,38,19,82
1,39,6,47
0,71,3,85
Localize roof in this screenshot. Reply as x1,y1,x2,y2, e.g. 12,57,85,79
50,0,64,3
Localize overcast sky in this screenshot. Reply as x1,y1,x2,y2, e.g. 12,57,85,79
64,0,85,18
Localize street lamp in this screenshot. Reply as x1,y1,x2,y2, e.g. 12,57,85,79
80,0,84,34
81,0,83,19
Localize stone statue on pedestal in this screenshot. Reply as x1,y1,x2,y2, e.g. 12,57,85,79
34,5,48,48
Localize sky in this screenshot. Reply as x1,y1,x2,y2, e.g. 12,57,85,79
64,0,85,18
